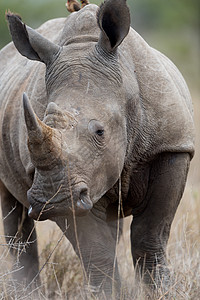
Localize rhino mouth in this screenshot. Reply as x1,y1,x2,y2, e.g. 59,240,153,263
27,184,93,220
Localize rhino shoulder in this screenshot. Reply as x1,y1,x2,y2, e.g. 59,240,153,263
122,27,195,159
151,48,193,112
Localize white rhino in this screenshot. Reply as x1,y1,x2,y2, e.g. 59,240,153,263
0,0,194,297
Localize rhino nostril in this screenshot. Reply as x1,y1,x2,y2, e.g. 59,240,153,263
80,187,88,198
76,186,93,213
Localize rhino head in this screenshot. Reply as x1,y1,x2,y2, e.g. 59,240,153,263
7,1,131,220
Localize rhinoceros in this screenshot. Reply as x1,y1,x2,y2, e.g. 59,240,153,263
0,0,195,297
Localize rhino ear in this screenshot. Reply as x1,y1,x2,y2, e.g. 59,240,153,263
97,0,130,53
6,11,61,65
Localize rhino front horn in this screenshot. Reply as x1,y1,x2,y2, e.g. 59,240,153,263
23,93,61,167
23,92,50,145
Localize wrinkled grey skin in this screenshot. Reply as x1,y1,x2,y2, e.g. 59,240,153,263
0,0,195,298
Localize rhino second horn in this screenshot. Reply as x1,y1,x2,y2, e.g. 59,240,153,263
23,92,47,144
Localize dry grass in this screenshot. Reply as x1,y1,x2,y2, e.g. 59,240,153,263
0,185,199,299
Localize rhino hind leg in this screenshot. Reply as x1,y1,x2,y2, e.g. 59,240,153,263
0,181,40,288
130,152,190,289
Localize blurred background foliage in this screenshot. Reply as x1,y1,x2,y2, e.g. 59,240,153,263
0,0,199,90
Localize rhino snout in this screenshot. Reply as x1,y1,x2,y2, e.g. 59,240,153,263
27,183,93,220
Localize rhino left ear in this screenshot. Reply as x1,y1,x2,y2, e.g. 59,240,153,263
97,0,130,53
6,11,61,65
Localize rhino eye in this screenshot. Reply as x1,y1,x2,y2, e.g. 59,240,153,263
96,129,104,136
88,119,104,137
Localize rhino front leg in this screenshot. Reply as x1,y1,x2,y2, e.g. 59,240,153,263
57,208,121,299
0,181,40,287
131,152,190,288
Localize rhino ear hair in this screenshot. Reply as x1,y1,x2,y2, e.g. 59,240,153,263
6,11,61,65
97,0,130,53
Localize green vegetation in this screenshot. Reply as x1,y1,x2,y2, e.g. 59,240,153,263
0,0,198,46
0,0,198,47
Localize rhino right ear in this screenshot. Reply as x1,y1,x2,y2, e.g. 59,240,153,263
6,11,61,65
97,0,130,53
